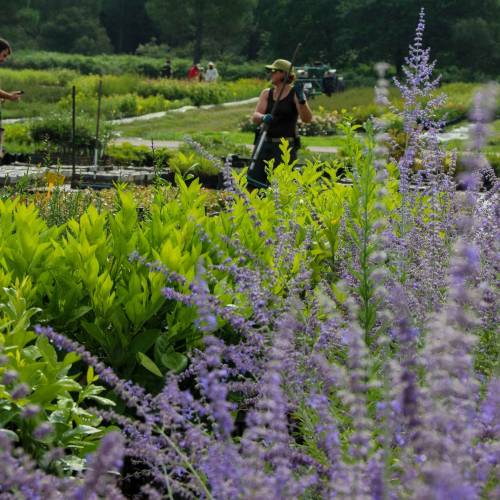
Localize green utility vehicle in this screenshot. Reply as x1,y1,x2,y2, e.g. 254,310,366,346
296,63,345,98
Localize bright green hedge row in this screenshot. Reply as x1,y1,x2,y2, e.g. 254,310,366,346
6,51,267,80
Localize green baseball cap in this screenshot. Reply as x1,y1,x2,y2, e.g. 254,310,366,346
265,59,295,75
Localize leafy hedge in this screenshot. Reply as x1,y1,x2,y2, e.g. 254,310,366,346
7,51,267,80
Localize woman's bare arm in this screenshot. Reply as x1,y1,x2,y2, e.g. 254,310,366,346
252,89,270,124
295,96,313,123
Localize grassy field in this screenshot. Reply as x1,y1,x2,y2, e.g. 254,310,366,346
113,89,384,144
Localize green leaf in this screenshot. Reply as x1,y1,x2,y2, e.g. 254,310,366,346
66,306,92,324
81,321,107,348
62,351,81,366
36,336,58,367
137,352,163,377
58,456,86,473
0,429,19,442
85,367,97,385
129,329,161,356
61,425,102,441
160,352,188,373
86,395,116,407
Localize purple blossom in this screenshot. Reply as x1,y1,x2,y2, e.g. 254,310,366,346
72,432,125,500
2,369,18,385
11,383,30,400
21,404,41,419
33,422,54,440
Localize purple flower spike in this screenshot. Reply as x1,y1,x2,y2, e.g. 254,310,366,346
33,422,53,440
72,432,125,499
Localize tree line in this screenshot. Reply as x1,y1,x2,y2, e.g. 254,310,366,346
1,0,499,76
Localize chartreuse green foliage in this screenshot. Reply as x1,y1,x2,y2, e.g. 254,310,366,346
0,277,115,472
343,119,387,344
0,180,224,382
0,149,400,383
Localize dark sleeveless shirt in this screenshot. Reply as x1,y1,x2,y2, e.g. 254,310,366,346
265,87,298,139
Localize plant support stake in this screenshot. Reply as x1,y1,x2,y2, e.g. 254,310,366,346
71,85,77,189
93,79,103,173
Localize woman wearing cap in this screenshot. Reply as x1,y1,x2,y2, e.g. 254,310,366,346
247,58,312,189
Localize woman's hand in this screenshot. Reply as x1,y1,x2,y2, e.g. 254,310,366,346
294,82,306,103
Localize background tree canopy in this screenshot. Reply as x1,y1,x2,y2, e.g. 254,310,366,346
0,0,499,76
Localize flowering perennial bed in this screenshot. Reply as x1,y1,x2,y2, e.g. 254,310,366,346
0,10,498,499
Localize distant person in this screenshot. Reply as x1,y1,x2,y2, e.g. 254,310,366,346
162,58,172,78
187,63,200,81
247,58,312,189
205,62,219,82
0,38,22,103
0,38,22,159
198,66,205,82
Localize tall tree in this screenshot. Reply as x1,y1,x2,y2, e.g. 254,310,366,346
34,0,112,54
145,0,257,63
0,1,41,49
336,0,421,70
101,0,156,53
256,0,343,65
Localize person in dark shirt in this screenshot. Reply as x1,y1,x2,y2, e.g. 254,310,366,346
248,58,312,189
162,59,172,78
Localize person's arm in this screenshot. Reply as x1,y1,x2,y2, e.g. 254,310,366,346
252,89,271,125
0,89,22,101
296,98,312,123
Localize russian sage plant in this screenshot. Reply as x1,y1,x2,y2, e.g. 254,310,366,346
0,8,498,500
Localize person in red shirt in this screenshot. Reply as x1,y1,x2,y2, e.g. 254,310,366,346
187,64,200,81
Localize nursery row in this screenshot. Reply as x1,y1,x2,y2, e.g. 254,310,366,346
0,68,264,119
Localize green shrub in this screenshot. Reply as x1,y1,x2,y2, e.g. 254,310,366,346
0,277,114,472
181,134,249,160
0,68,77,88
104,143,172,167
28,114,113,151
9,51,267,81
9,51,164,77
136,78,263,107
169,151,220,177
3,123,34,149
240,108,343,136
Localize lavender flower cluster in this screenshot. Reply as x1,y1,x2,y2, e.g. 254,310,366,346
1,8,498,500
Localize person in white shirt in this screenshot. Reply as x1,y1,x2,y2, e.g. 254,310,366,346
205,62,219,82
